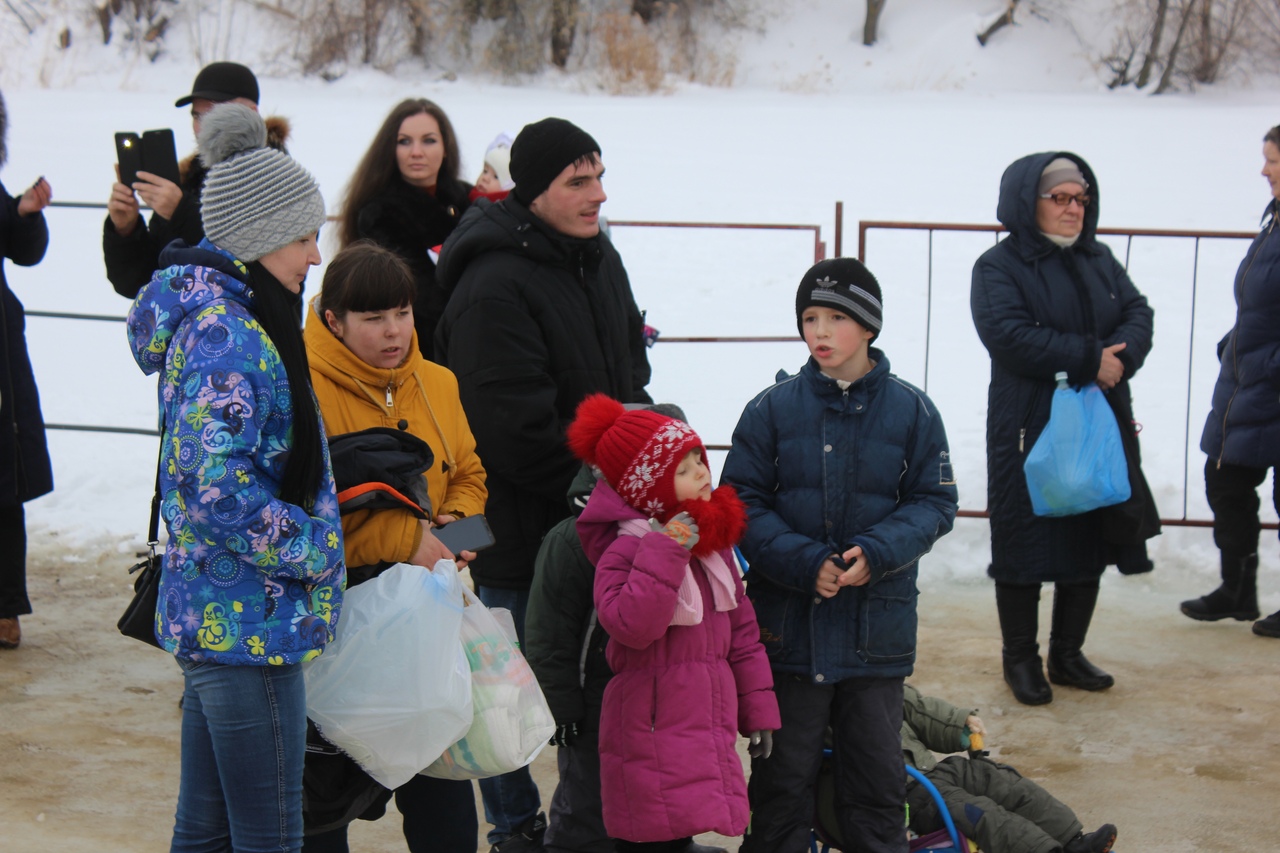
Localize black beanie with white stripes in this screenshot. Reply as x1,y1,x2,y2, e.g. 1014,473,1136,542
795,257,883,342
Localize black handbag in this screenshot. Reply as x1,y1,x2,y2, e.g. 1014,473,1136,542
117,435,165,649
1100,390,1161,551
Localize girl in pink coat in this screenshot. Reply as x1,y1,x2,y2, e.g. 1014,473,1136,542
567,395,781,852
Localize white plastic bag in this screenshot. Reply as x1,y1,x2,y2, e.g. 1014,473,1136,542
421,586,556,780
304,561,473,789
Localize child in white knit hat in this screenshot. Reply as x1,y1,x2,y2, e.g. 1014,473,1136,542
469,132,515,203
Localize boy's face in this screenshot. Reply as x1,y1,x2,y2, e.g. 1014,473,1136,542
801,306,874,381
476,163,502,194
672,449,712,503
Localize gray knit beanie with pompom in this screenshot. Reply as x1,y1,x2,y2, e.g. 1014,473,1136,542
197,103,325,262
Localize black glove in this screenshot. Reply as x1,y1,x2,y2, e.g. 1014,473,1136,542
550,720,581,748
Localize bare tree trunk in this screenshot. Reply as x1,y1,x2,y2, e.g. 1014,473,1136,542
550,0,578,68
977,0,1018,46
1154,0,1196,93
1135,0,1170,88
632,0,660,24
863,0,886,46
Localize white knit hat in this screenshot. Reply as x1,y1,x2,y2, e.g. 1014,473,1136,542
198,104,326,262
484,132,515,192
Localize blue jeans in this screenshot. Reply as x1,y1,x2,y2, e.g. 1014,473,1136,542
475,585,542,844
172,658,307,853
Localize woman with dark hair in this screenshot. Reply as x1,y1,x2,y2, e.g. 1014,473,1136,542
126,103,346,852
1182,124,1280,639
0,90,53,651
338,98,471,355
970,152,1154,706
302,240,487,853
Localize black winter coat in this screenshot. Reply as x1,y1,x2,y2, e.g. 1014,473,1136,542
1200,200,1280,468
0,180,52,506
353,175,471,355
434,197,652,590
970,152,1154,584
525,464,612,732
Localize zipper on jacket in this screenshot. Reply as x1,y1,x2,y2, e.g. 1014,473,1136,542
650,677,658,732
1019,428,1025,453
385,382,394,408
1217,215,1276,466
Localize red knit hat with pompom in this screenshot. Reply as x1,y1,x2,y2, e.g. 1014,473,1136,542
567,394,705,521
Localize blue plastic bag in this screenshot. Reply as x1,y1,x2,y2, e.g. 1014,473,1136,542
1024,380,1130,517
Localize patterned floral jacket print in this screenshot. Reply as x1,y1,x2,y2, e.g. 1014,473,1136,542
127,239,346,665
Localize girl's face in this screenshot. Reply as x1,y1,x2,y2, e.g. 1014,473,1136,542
259,232,321,294
476,163,502,194
672,449,712,503
395,112,445,190
325,305,414,370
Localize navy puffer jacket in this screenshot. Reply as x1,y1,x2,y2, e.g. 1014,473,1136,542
970,152,1154,584
722,355,957,683
1200,200,1280,468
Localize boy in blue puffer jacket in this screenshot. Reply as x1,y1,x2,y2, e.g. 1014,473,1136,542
723,258,959,853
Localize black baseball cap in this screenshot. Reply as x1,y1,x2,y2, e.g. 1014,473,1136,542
174,62,259,108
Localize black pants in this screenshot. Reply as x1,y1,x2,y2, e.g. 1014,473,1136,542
546,729,614,852
1205,458,1280,557
907,757,1081,853
614,839,691,852
0,504,30,619
303,774,478,853
742,674,906,853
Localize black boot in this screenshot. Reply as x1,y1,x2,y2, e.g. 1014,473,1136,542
1181,552,1260,621
490,812,546,853
1253,610,1280,637
995,583,1052,705
1047,582,1114,691
1064,824,1117,853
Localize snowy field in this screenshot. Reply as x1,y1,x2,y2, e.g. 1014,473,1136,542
3,0,1279,592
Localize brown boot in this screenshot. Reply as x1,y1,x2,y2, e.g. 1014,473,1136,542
0,617,20,649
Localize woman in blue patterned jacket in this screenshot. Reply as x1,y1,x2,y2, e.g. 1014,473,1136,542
126,103,345,853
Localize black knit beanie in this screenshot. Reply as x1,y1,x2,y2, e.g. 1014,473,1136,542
510,117,601,205
795,258,883,341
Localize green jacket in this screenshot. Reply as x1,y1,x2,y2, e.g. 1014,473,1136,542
901,684,977,773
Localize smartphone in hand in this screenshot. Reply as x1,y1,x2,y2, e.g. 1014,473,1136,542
433,515,496,558
115,129,180,187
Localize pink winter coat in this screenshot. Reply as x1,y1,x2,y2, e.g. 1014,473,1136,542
578,482,781,843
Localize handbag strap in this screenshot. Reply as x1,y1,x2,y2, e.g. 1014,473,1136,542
147,421,166,558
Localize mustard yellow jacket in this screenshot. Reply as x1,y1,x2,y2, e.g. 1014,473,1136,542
304,303,487,569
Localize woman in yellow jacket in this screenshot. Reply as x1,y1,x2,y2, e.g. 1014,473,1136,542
303,240,487,853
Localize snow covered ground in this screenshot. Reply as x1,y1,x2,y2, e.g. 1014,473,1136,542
2,0,1278,597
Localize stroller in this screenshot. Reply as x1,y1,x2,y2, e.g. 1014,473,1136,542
810,751,972,853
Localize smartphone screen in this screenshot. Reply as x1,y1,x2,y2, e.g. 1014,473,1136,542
115,132,143,187
433,515,496,558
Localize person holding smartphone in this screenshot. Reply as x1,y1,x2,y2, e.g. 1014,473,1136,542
0,90,53,651
103,61,292,300
303,239,489,853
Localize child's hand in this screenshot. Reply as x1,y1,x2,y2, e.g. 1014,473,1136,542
649,512,700,551
748,730,773,759
836,545,870,587
966,715,985,736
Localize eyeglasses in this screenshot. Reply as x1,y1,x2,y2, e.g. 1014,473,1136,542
1039,192,1091,209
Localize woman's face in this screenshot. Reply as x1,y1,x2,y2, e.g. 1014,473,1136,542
259,233,321,294
325,305,414,370
395,112,445,190
1262,141,1280,201
1035,181,1087,239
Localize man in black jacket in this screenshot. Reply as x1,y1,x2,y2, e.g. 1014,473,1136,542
102,62,282,299
435,117,652,853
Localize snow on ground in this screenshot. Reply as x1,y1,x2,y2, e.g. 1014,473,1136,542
2,0,1278,598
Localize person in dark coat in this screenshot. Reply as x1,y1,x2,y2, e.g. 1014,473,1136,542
335,98,472,356
0,91,53,650
435,117,652,853
1182,124,1280,639
102,62,291,300
970,152,1154,705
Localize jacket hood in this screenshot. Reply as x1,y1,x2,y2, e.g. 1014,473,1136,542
435,195,606,293
996,151,1100,258
126,240,254,375
304,296,425,409
576,479,644,565
566,462,601,516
